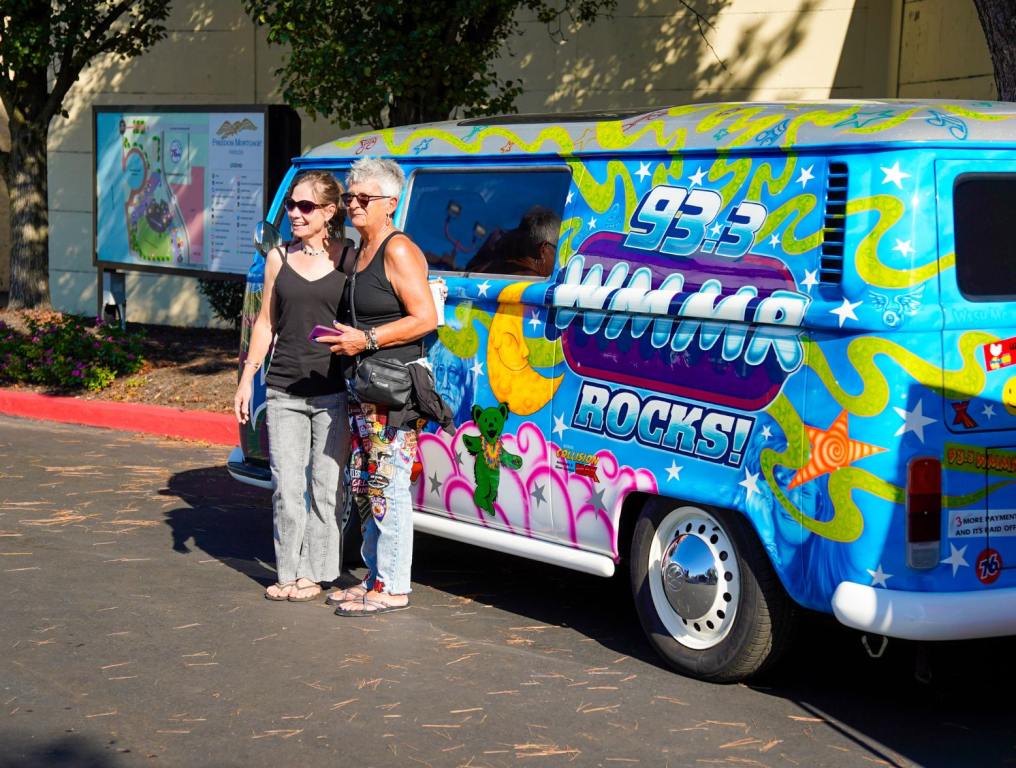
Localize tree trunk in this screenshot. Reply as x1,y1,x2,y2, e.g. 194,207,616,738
7,118,50,309
974,0,1016,101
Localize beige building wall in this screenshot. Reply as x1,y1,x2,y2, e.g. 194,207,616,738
46,2,340,325
6,0,997,324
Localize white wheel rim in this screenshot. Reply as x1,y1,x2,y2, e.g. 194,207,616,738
647,505,740,650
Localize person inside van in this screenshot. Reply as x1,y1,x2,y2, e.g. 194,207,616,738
465,205,560,277
320,157,438,616
234,170,352,603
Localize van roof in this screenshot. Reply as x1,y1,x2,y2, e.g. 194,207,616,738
303,99,1016,161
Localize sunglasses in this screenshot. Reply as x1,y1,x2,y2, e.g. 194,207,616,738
341,192,390,208
283,197,326,215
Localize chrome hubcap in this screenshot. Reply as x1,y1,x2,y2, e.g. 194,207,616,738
649,507,741,650
662,534,719,619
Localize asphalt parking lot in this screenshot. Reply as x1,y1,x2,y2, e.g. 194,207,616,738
1,415,1014,767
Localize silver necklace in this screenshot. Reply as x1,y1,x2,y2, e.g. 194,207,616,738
302,243,328,258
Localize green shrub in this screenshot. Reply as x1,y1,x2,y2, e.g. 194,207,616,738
197,279,245,330
0,313,146,392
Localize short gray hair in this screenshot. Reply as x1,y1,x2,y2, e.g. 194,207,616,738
347,157,405,198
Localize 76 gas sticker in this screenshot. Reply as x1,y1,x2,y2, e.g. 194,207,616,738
976,548,1003,585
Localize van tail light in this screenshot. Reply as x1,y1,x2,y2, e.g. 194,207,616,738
907,457,941,570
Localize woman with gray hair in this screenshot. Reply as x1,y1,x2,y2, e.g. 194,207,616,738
317,157,437,615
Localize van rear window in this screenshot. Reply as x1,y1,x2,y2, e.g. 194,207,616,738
403,168,570,276
954,174,1016,300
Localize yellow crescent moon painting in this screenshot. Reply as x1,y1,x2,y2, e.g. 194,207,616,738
487,282,563,416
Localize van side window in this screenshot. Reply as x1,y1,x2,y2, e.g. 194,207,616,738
403,168,570,276
954,174,1016,300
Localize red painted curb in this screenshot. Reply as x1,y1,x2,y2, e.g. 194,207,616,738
0,388,238,445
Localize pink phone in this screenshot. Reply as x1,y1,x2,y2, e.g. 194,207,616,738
309,324,341,341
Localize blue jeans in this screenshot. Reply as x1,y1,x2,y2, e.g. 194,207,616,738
266,388,350,584
347,401,418,595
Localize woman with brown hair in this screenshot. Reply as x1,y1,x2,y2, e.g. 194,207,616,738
234,170,352,602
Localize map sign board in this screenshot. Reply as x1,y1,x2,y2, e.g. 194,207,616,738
94,105,299,278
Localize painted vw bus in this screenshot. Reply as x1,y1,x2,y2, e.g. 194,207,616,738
229,100,1016,681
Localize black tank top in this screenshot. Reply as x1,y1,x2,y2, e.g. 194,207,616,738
345,231,422,366
265,245,349,397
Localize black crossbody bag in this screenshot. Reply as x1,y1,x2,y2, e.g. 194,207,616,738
347,267,414,408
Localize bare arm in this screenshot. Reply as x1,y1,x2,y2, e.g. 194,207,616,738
327,234,436,356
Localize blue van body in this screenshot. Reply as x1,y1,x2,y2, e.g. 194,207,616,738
230,100,1016,679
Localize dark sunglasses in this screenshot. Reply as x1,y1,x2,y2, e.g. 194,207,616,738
283,197,325,214
341,192,390,208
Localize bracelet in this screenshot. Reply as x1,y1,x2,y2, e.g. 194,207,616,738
243,359,261,370
365,327,379,352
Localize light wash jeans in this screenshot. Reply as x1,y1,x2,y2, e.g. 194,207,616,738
266,388,350,584
347,400,418,595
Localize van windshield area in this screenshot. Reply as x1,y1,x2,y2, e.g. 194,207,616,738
954,174,1016,300
403,168,571,277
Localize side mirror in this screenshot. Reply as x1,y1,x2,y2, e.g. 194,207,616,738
253,220,281,255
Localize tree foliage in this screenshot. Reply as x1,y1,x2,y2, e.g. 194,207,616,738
244,0,616,129
0,1,171,308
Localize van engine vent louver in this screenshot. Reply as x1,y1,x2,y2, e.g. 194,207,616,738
819,162,848,284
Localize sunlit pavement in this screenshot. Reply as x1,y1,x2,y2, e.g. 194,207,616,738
1,414,1012,768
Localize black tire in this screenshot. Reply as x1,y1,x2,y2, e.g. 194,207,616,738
629,498,794,682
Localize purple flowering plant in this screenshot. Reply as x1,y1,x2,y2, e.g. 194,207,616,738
0,312,145,391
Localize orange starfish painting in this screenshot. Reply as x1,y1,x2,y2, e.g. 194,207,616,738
787,410,885,489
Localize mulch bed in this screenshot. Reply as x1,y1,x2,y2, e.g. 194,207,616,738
0,310,239,414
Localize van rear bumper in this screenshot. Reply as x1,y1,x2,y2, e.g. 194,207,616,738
226,446,272,489
832,581,1016,641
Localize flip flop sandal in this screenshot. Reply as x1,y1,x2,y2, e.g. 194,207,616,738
264,581,296,601
325,582,369,606
288,581,323,602
333,596,410,617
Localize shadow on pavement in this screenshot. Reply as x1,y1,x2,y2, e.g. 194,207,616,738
161,465,276,586
413,533,1016,767
0,733,130,768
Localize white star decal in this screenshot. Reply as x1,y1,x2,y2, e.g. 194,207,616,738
635,161,652,182
893,400,936,443
796,164,815,188
476,280,491,297
941,543,969,577
665,461,683,482
801,269,819,292
552,414,568,437
566,190,574,205
709,223,723,237
769,233,780,248
761,425,773,440
688,166,707,186
880,161,911,189
527,310,542,331
983,403,996,419
470,360,484,378
738,469,761,498
587,216,598,229
892,239,915,257
830,298,862,327
867,564,892,588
